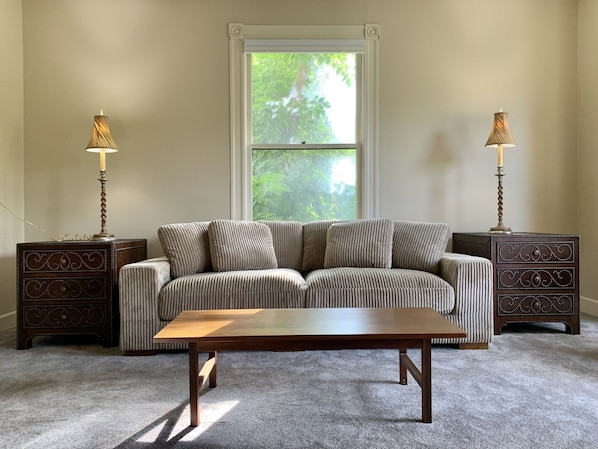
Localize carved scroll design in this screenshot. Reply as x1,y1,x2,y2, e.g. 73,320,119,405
23,305,106,328
497,242,574,264
23,250,106,272
23,278,106,300
498,294,574,315
498,268,574,289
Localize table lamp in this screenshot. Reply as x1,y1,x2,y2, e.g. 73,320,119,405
85,110,118,240
485,107,516,234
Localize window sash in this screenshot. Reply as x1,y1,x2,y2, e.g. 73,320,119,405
229,23,380,221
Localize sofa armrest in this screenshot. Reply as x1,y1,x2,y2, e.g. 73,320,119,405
439,252,493,345
119,257,172,353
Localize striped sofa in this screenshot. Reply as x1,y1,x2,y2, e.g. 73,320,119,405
119,219,493,354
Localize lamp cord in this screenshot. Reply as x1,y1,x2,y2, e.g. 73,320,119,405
0,201,91,241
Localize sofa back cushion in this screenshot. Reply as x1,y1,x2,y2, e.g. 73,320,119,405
302,220,342,272
259,221,304,271
158,222,211,278
208,220,278,272
323,218,393,268
392,221,450,274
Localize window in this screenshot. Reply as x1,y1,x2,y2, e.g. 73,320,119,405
229,24,380,221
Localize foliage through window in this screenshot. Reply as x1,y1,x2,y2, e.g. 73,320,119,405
250,52,357,221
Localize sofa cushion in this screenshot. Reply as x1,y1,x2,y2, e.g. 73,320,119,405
259,221,303,271
305,267,455,313
392,221,450,274
302,220,343,272
324,218,393,268
158,222,211,278
158,268,306,320
208,220,278,272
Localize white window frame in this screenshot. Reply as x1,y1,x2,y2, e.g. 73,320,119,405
228,23,380,220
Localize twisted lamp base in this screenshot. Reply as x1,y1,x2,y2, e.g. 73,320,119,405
490,166,512,234
94,170,115,241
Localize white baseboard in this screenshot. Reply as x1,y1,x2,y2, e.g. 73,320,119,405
0,311,16,332
581,296,598,317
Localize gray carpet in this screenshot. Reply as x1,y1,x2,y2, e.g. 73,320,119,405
1,316,598,449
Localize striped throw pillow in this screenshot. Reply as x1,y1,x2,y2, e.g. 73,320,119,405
323,218,393,268
158,222,211,278
392,221,450,274
208,220,278,272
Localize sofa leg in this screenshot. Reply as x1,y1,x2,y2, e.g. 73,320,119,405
458,343,488,350
122,350,158,356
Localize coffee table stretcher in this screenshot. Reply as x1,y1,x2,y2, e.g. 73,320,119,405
153,308,465,427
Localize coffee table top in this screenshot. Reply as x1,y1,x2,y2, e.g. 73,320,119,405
153,308,466,344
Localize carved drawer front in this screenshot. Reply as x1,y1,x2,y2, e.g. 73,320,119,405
498,294,575,316
22,304,107,328
21,277,107,301
497,267,575,290
496,241,575,265
22,249,107,273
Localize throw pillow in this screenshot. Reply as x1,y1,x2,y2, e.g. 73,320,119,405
323,218,393,268
392,221,450,274
208,220,278,272
158,222,211,278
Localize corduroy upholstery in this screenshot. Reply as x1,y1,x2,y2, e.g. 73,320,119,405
159,269,306,320
323,218,393,268
157,222,211,278
208,220,278,272
306,267,454,312
119,219,493,353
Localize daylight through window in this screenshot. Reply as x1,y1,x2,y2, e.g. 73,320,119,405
229,24,380,221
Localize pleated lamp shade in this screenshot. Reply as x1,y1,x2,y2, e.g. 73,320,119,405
85,111,118,153
485,111,516,148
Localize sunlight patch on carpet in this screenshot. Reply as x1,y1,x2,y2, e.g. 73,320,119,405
135,400,240,443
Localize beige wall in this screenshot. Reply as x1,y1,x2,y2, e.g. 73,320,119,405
2,0,590,325
578,0,598,316
0,0,24,330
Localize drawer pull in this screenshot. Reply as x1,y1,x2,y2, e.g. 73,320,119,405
61,313,68,321
60,285,68,294
60,257,68,266
532,249,540,257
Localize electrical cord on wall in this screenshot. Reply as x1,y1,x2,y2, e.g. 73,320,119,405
0,201,91,241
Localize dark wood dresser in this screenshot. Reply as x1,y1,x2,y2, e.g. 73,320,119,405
16,239,147,349
452,232,579,335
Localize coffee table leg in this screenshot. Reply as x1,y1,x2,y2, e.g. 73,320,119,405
422,339,432,423
189,343,200,426
399,348,408,385
188,346,218,427
398,340,432,423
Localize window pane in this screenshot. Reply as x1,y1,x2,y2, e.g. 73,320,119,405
251,53,356,145
252,149,357,221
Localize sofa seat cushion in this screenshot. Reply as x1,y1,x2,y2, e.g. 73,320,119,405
305,267,455,314
158,268,307,320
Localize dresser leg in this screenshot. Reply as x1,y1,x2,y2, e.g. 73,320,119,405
17,335,32,350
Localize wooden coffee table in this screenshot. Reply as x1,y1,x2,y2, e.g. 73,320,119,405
153,307,465,426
